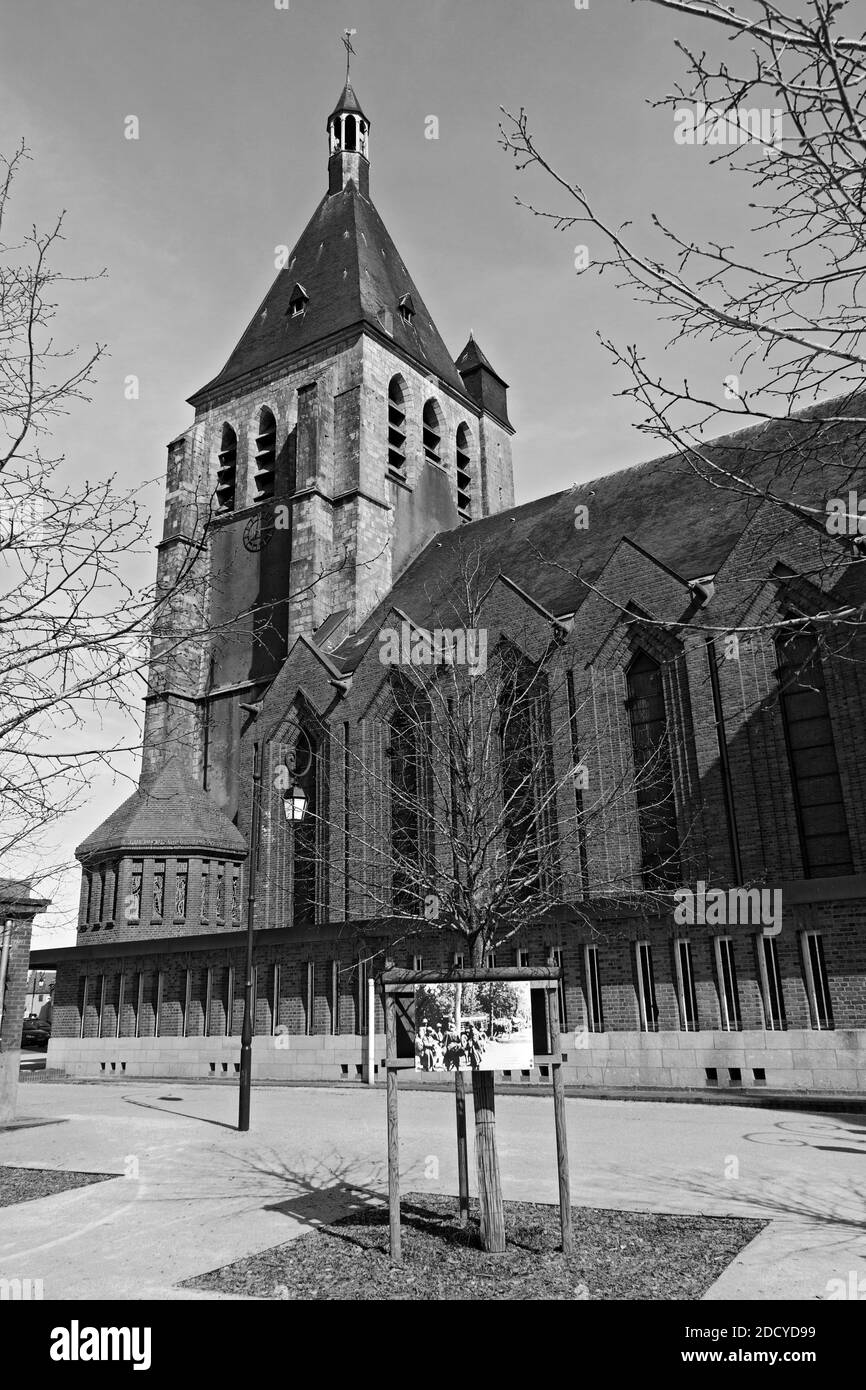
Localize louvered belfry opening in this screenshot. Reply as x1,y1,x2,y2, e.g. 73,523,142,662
254,407,277,503
422,399,442,466
456,423,472,520
216,424,237,513
388,376,407,473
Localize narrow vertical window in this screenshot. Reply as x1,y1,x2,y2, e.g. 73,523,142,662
422,399,443,466
714,937,742,1031
306,961,315,1036
216,423,237,512
215,863,225,922
110,864,119,922
200,862,210,923
801,931,834,1029
95,974,106,1039
357,957,369,1033
584,944,604,1032
129,861,143,922
174,861,188,921
254,407,277,502
152,862,165,921
330,960,340,1036
547,945,568,1030
204,968,213,1037
456,423,472,520
387,377,407,473
154,971,164,1038
231,866,241,925
777,635,853,878
82,872,92,925
635,942,659,1032
626,651,681,890
674,938,699,1031
757,935,786,1030
116,973,125,1038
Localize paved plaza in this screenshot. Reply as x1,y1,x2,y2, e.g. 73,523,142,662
1,1082,864,1300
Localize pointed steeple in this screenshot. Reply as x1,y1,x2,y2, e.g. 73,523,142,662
328,33,370,196
457,333,512,429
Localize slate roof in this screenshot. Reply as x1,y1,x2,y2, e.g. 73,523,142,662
331,396,866,671
75,762,247,861
328,78,367,122
456,334,508,386
190,182,469,403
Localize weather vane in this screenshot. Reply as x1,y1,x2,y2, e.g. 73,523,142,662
342,28,357,81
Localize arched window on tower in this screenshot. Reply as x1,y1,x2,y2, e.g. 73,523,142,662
388,377,407,474
626,650,681,890
216,424,237,513
456,423,472,521
254,407,276,503
422,399,443,467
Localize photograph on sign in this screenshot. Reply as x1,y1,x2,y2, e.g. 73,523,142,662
414,980,534,1072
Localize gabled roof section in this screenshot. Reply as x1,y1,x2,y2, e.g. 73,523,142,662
190,183,468,403
329,394,866,670
75,762,247,861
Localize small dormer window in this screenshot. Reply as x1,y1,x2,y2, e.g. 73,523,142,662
288,283,309,319
398,293,416,325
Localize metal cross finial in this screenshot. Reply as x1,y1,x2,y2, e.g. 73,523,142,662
343,29,357,81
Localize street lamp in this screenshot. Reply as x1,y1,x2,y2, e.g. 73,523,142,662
283,784,308,823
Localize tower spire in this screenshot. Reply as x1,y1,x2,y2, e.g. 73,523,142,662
327,33,370,196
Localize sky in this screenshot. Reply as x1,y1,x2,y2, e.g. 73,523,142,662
4,0,861,941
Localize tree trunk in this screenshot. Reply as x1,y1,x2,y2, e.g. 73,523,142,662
468,936,506,1252
471,1069,506,1252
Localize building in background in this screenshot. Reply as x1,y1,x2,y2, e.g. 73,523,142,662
34,68,866,1094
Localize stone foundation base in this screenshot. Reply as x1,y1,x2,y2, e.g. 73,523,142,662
44,1028,866,1091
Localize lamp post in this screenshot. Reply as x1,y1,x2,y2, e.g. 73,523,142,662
237,735,308,1132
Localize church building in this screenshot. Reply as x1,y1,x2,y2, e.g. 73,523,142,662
36,66,866,1095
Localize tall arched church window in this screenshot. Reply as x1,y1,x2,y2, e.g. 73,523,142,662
388,685,432,915
776,634,853,877
626,650,681,890
291,721,327,927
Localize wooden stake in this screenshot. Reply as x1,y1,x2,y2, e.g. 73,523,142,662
455,1069,470,1226
385,993,401,1263
471,1069,505,1253
546,977,573,1256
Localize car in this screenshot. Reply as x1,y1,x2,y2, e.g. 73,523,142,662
20,1016,51,1050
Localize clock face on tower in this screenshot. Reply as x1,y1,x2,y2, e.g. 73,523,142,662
242,505,276,553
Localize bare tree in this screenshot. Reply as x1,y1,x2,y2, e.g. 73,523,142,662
278,547,691,1249
500,0,866,657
